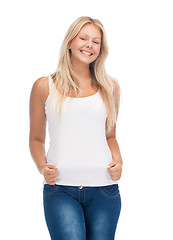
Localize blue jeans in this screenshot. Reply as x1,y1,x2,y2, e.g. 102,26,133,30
43,184,121,240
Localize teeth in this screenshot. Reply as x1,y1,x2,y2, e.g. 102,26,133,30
81,50,92,56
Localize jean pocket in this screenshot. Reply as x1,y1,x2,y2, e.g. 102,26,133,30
99,184,120,198
43,184,60,196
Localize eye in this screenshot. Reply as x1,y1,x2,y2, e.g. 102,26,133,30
80,37,100,44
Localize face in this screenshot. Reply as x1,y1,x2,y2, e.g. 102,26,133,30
69,24,102,65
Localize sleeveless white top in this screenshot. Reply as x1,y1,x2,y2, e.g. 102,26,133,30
43,75,118,186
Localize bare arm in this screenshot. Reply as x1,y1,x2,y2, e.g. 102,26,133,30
106,120,123,166
104,81,123,180
29,76,58,185
105,80,123,167
29,77,47,174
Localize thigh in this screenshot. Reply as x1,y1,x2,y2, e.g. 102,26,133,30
84,184,121,240
43,184,86,240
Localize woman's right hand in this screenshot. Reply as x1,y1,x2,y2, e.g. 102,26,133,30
42,164,58,185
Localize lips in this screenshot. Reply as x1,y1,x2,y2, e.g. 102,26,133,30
80,50,93,56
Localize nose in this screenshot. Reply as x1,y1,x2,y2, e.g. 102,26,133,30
85,40,93,48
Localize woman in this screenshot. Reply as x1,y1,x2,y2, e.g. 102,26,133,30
29,16,123,240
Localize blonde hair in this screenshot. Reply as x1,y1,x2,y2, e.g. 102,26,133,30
48,16,121,133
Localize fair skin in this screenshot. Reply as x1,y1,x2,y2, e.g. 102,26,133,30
68,23,101,92
29,24,122,185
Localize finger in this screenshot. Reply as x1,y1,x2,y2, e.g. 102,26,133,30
109,172,120,179
112,166,121,172
46,175,57,182
108,166,116,172
47,168,58,174
107,163,116,169
46,164,58,169
47,168,58,175
49,177,57,183
47,173,57,178
108,164,120,171
48,173,58,178
49,176,57,182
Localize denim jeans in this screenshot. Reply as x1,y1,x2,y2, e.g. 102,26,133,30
43,184,121,240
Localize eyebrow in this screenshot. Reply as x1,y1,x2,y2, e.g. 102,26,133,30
80,33,101,40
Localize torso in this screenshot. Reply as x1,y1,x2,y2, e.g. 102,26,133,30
43,75,118,186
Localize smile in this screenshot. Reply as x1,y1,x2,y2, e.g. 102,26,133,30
80,50,93,56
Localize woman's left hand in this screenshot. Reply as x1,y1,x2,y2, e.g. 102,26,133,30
107,160,123,181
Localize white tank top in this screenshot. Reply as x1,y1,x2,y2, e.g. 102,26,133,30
43,75,118,186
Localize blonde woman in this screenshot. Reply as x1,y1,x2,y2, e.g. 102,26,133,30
29,16,123,240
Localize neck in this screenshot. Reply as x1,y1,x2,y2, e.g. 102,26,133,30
71,59,93,88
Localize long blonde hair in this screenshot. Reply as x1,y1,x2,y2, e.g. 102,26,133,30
48,16,121,133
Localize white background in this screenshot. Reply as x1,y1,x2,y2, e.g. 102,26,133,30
0,0,172,239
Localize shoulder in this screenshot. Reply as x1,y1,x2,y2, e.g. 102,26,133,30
30,76,49,105
33,76,49,89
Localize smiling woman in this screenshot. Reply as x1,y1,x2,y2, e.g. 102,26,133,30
29,16,122,240
69,24,102,64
